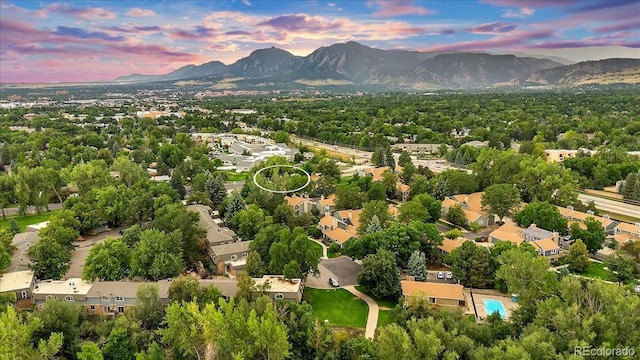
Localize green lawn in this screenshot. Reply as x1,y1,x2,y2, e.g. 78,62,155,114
0,211,59,232
355,285,399,309
307,239,324,258
578,262,611,281
303,288,368,328
222,171,248,182
328,249,341,259
377,310,396,327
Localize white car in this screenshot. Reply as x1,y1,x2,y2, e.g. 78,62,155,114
445,271,453,280
437,272,445,280
329,277,339,287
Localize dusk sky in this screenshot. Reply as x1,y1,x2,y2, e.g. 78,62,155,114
1,0,639,83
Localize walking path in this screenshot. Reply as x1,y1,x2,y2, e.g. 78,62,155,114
344,285,379,339
309,237,328,259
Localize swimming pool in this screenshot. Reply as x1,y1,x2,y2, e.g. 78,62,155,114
483,299,507,319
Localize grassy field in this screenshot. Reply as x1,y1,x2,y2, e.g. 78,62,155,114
377,310,396,327
578,262,611,281
307,239,324,258
0,211,59,232
303,288,368,328
355,285,399,309
222,171,249,182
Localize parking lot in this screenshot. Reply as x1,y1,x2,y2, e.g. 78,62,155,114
306,257,361,289
425,270,458,284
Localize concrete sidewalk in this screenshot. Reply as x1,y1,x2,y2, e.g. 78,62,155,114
344,285,379,339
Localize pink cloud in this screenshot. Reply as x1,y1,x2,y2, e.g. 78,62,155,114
258,14,339,32
44,3,116,20
525,39,640,49
593,20,640,33
419,29,554,52
482,0,578,8
125,8,157,17
469,22,518,34
367,0,436,17
501,7,535,18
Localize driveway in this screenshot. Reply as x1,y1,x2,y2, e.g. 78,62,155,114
306,257,362,289
64,227,125,279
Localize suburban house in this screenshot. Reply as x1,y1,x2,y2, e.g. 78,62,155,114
318,194,336,216
437,237,469,256
188,204,239,251
285,195,319,216
252,275,304,303
398,183,410,202
610,222,640,248
209,241,252,276
9,231,39,272
489,223,526,245
441,192,494,227
0,270,35,301
401,281,467,309
358,167,389,182
489,223,561,260
317,209,362,247
555,205,617,234
32,278,94,309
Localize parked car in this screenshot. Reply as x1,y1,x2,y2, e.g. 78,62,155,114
119,229,125,235
445,271,453,280
437,271,445,280
329,277,339,287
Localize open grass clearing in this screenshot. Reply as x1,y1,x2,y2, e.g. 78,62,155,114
221,171,248,182
377,310,396,327
307,239,324,258
576,262,611,281
303,288,368,329
354,285,399,309
0,211,59,232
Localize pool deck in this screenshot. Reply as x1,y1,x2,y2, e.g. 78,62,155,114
470,292,518,322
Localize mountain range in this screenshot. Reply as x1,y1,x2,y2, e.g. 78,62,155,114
114,41,640,89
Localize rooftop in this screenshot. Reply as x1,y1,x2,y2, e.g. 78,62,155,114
252,275,302,293
0,270,35,292
532,237,560,252
33,278,93,296
437,237,468,254
524,225,554,240
210,241,252,256
401,281,465,301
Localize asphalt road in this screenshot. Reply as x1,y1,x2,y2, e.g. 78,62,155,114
2,203,63,216
577,194,640,219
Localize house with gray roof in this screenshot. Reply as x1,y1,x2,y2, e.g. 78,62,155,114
524,224,554,242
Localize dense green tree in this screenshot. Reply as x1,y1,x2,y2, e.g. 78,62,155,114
569,217,606,254
269,227,320,279
357,249,401,299
357,200,393,235
130,229,184,281
621,240,640,261
407,251,427,281
82,237,131,281
0,175,15,219
169,173,186,200
604,254,636,283
204,171,227,208
481,184,521,222
334,185,367,210
33,300,85,359
566,240,590,273
447,241,492,288
408,175,433,200
366,182,387,201
245,250,267,277
152,203,204,265
381,169,399,199
446,204,467,228
103,325,137,360
28,237,71,279
496,247,558,311
111,157,148,188
398,151,412,167
77,342,103,360
232,204,271,240
513,202,568,234
0,307,63,360
223,192,245,227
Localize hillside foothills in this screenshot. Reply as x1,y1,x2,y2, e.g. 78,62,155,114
114,42,640,89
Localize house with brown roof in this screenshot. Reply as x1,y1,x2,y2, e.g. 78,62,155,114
317,209,362,247
318,194,336,215
441,193,493,227
0,270,35,301
398,183,410,202
531,237,561,261
284,195,319,216
488,223,525,245
614,222,640,238
252,275,304,303
437,237,469,255
401,281,467,309
209,241,252,276
555,205,617,234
